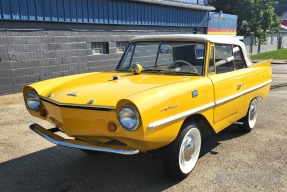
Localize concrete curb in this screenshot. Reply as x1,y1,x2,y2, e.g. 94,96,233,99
271,60,287,64
253,60,287,64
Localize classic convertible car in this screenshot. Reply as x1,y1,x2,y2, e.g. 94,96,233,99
23,34,272,180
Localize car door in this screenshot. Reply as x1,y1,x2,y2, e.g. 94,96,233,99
208,44,244,123
233,45,272,109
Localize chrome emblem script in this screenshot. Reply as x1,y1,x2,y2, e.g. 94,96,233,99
67,92,78,97
161,104,178,112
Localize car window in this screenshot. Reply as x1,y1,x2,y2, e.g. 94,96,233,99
116,41,206,75
131,44,159,68
121,44,134,69
157,44,173,66
215,44,234,74
233,46,246,70
195,44,205,59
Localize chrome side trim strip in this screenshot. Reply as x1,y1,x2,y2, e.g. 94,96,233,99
148,80,272,129
242,80,272,95
40,97,115,111
215,91,242,105
215,80,272,105
29,124,139,155
148,102,215,129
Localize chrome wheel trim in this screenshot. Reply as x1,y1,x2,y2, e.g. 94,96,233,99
248,99,258,129
179,128,201,174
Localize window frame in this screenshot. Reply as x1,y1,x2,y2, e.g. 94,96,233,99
233,45,247,70
116,41,207,76
212,43,247,75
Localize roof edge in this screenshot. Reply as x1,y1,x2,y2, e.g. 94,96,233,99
131,0,216,11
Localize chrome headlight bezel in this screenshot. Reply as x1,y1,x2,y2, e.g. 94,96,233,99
118,105,140,131
25,91,40,111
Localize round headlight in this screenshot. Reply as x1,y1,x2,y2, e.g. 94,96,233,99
26,91,40,111
118,105,140,131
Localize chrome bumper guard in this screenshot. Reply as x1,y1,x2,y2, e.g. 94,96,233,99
29,124,139,155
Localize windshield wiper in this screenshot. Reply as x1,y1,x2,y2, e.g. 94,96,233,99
115,68,131,72
163,71,201,76
141,69,165,73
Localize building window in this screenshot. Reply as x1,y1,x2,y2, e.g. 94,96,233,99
116,42,129,53
91,42,109,55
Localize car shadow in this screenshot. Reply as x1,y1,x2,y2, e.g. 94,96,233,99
270,83,287,90
200,124,246,157
0,125,245,192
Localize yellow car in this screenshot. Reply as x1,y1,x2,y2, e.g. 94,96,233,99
23,34,272,180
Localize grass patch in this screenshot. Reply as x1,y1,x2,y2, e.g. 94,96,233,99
250,48,287,60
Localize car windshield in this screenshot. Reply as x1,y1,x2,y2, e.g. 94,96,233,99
116,41,206,75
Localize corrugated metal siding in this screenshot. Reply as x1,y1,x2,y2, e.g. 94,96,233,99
0,0,208,27
208,12,237,34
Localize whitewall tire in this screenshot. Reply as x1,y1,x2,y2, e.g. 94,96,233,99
162,121,201,180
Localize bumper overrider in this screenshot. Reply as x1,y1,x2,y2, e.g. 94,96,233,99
29,124,139,155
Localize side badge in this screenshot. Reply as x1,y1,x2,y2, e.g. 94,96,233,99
67,92,78,97
192,90,198,98
161,104,178,112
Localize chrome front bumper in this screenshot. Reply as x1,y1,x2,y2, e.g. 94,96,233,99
29,124,139,155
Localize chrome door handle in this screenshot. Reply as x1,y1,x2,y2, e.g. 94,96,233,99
237,83,244,88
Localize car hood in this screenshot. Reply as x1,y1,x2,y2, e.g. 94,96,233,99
40,72,194,107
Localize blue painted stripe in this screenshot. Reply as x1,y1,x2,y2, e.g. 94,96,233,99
208,12,237,32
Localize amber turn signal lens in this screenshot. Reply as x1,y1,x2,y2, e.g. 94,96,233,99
108,122,117,132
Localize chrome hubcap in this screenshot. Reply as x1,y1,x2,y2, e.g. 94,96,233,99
183,137,195,161
179,128,201,174
248,99,258,128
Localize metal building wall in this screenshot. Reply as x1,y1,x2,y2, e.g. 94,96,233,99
207,12,237,35
0,0,208,27
0,0,210,95
244,33,287,54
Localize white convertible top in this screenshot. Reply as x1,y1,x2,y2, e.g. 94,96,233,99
130,34,252,67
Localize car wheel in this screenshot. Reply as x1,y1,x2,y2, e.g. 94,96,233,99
162,121,201,180
241,98,258,132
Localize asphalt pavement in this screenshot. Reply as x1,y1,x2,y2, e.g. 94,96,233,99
0,68,286,191
272,64,287,74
